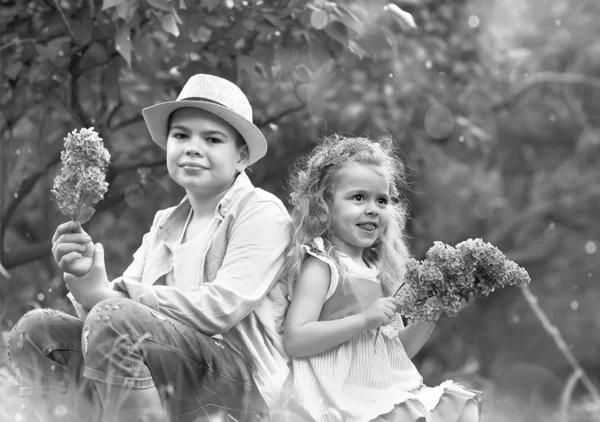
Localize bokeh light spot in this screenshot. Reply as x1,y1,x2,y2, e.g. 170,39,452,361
37,293,45,301
54,405,67,416
468,15,480,28
570,300,579,310
585,241,597,255
424,105,455,140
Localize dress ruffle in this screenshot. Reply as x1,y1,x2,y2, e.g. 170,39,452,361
372,381,484,422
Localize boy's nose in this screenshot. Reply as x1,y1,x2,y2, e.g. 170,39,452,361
184,144,204,157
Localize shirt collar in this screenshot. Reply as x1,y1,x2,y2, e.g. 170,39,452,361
158,171,254,246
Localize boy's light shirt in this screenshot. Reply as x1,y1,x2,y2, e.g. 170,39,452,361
68,172,292,409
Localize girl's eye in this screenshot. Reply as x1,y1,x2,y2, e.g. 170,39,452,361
353,194,364,201
378,197,389,205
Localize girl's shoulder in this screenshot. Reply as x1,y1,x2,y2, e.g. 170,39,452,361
291,237,340,301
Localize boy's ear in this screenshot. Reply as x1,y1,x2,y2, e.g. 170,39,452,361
236,145,250,172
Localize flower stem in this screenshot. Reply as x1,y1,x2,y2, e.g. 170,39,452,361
374,282,407,348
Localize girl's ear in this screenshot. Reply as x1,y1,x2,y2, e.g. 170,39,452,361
236,145,249,172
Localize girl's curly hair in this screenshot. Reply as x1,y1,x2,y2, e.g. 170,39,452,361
287,134,411,296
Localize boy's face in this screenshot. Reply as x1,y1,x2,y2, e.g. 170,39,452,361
166,107,248,200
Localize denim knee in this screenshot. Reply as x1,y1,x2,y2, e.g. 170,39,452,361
8,309,77,366
8,308,84,396
82,298,155,389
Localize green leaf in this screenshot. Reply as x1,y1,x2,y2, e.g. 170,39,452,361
386,3,417,29
4,60,23,80
188,26,212,43
202,0,221,12
160,13,180,37
147,0,171,12
102,0,128,10
115,26,132,67
76,205,97,224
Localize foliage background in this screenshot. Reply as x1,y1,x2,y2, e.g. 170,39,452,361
1,0,599,421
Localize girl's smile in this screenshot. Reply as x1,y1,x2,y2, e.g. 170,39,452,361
328,163,390,259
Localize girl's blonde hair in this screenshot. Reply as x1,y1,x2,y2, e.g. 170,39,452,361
287,134,411,296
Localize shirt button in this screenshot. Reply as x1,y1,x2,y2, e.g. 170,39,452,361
222,207,228,213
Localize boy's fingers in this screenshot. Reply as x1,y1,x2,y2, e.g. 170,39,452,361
52,221,82,242
58,251,82,271
55,233,92,247
53,243,86,262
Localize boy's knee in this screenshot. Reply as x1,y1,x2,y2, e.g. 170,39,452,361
83,298,147,355
9,309,71,358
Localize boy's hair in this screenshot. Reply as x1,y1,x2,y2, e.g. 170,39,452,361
287,134,411,296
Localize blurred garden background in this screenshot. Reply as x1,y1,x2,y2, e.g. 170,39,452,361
1,0,599,421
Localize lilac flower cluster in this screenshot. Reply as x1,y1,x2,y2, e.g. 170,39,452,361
51,128,110,222
397,239,530,322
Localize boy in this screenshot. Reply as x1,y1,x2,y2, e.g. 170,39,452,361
9,74,291,422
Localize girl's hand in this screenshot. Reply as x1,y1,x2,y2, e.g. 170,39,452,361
459,291,476,311
362,297,398,331
52,221,94,277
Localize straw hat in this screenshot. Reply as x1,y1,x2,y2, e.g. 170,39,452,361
142,74,267,166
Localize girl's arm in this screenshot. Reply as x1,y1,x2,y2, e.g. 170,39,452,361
284,256,397,358
398,320,437,359
398,293,475,359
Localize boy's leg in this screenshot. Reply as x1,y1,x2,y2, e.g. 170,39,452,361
7,308,100,421
83,298,266,422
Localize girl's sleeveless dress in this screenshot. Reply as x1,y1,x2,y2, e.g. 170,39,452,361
279,238,483,422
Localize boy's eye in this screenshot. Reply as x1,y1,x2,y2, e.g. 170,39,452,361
206,137,223,144
170,132,187,139
352,194,364,201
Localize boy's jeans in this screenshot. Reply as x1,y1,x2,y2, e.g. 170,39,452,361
8,297,266,421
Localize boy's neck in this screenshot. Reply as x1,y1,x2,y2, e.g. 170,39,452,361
186,187,229,219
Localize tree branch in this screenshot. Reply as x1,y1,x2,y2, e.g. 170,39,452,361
110,114,145,132
51,0,78,44
3,157,166,269
520,285,600,404
491,72,600,111
256,103,306,128
1,155,61,235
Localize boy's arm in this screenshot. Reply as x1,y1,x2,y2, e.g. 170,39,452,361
66,211,162,316
118,198,291,336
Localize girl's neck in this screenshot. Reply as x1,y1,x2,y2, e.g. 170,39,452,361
329,235,366,268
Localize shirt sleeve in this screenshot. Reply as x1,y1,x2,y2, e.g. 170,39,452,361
120,198,291,336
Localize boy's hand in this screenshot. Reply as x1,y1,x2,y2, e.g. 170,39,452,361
363,297,398,330
64,243,110,308
52,221,94,277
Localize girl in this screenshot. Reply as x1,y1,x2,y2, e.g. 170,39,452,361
9,74,291,422
279,135,483,422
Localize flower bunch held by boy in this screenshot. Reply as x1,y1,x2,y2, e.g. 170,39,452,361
51,127,110,223
396,238,531,322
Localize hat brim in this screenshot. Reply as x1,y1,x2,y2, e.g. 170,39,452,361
142,100,267,166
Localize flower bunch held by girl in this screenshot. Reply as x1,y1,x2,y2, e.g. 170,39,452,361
278,135,483,422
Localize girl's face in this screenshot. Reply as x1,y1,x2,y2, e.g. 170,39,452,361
166,108,248,200
328,163,391,258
